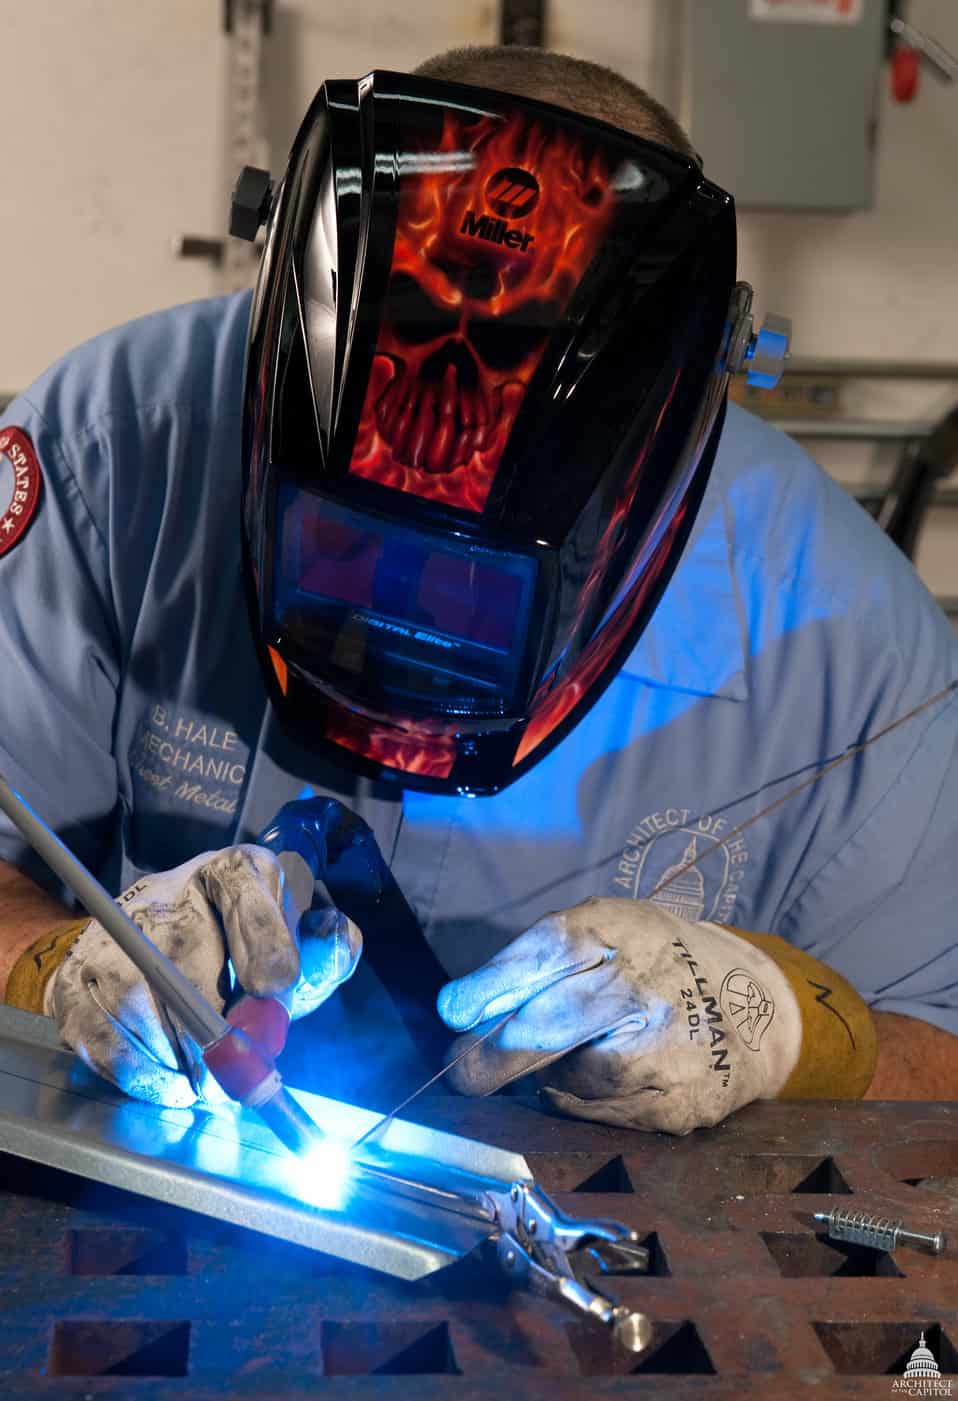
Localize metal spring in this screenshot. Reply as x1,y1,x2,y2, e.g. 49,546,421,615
820,1208,903,1251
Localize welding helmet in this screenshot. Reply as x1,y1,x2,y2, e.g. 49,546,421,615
234,71,788,795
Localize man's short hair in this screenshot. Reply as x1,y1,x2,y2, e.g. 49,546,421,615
414,45,697,161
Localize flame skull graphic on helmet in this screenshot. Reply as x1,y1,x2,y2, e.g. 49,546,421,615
348,110,615,512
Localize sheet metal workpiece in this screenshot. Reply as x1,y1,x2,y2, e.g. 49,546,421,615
0,1005,527,1278
0,1004,650,1337
1,1002,957,1394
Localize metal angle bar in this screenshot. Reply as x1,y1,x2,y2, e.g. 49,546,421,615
784,359,958,381
0,1006,528,1281
222,0,270,295
845,487,958,509
766,418,933,441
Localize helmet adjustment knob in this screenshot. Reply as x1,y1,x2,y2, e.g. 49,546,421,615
745,314,791,389
725,283,791,389
230,166,273,241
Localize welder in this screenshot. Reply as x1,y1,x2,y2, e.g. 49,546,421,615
1,46,956,1134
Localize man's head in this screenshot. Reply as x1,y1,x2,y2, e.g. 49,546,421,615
236,58,747,794
413,45,698,162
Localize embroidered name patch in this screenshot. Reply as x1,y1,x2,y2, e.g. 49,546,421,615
0,428,42,558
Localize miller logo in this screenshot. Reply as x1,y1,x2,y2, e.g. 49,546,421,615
485,166,540,218
460,166,539,254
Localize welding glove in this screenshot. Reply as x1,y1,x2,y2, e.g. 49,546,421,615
7,846,362,1108
438,898,876,1136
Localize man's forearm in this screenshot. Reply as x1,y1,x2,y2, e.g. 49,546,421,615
866,1011,958,1100
0,858,72,999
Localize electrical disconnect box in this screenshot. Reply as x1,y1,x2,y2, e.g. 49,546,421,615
683,0,887,210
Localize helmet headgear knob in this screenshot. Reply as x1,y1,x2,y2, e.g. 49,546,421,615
724,282,791,389
231,166,273,241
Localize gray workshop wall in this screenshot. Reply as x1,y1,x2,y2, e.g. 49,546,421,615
727,0,958,606
1,0,956,598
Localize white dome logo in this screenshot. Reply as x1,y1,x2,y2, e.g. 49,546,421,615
892,1332,951,1396
907,1334,940,1379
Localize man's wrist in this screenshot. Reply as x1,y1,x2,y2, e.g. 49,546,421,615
0,925,54,1000
6,920,89,1013
0,859,76,1001
722,926,877,1099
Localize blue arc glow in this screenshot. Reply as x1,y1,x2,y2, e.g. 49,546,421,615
289,1137,354,1211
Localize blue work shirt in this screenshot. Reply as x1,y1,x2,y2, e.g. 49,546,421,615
2,292,957,1070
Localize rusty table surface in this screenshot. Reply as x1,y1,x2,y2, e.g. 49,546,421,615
0,1096,955,1397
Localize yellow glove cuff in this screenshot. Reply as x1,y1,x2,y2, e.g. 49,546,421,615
721,926,877,1099
5,920,89,1015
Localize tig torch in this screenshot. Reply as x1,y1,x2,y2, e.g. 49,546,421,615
0,773,325,1159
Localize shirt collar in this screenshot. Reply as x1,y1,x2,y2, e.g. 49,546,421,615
617,492,749,701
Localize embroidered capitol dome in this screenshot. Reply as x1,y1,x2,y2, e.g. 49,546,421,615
904,1335,940,1378
652,837,705,923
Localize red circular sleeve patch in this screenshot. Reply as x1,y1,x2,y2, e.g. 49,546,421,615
0,427,43,558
